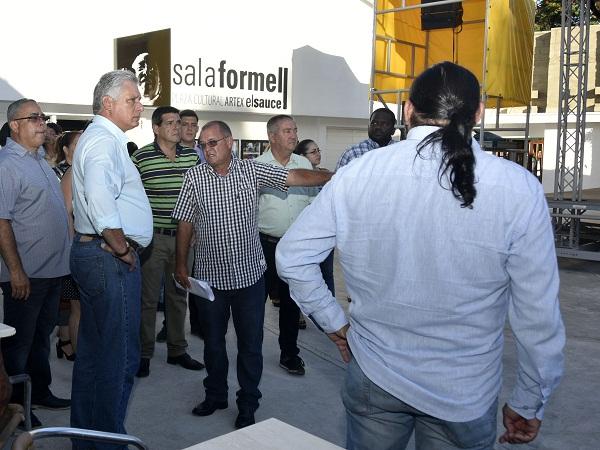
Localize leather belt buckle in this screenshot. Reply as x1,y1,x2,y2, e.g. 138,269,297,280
154,227,177,237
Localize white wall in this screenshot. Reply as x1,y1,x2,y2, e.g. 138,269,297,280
0,0,374,118
0,1,375,166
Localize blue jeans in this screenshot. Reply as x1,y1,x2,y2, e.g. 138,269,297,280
69,235,141,450
197,276,265,412
342,358,498,450
1,277,61,402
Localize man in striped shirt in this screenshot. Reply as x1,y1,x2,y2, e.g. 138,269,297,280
131,106,204,378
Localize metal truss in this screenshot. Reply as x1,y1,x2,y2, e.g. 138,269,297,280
550,0,600,260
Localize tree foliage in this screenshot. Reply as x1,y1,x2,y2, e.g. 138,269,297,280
535,0,562,31
535,0,599,31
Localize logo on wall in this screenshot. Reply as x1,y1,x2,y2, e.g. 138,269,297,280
171,59,289,113
115,29,171,107
116,28,290,113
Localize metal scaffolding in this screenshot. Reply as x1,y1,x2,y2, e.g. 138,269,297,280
370,1,533,171
549,0,600,260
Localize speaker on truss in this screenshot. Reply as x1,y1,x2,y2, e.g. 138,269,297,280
421,0,463,31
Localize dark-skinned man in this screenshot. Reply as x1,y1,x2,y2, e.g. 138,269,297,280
336,107,397,170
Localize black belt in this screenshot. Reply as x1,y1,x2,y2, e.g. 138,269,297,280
259,233,280,244
78,233,145,255
154,227,177,237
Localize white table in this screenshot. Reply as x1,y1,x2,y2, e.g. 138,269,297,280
0,323,15,338
182,418,344,450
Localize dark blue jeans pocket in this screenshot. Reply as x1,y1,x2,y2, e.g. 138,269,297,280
71,255,106,297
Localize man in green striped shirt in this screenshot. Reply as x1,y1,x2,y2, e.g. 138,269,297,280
131,106,204,377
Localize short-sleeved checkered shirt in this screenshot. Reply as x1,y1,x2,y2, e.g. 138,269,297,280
336,138,393,170
172,157,289,290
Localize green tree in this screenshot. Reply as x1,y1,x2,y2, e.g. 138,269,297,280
535,0,599,31
535,0,562,31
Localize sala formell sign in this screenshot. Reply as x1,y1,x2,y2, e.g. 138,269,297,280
115,28,290,114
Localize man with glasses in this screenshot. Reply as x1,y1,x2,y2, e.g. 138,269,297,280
70,70,153,445
131,106,204,378
178,109,205,340
172,121,332,430
0,99,71,428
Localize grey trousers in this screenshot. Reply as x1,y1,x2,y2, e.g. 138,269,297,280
140,232,190,359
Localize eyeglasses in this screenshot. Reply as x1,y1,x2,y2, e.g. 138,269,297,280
198,136,227,150
12,114,50,124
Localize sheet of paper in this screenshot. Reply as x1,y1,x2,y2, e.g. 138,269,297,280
172,274,215,301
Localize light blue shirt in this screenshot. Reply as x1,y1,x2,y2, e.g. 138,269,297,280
277,126,565,423
0,138,70,281
72,115,153,247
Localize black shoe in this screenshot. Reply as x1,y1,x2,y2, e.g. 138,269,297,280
18,411,42,430
279,355,305,375
192,399,228,416
167,353,205,371
136,358,150,378
32,393,71,410
156,326,167,343
235,410,255,429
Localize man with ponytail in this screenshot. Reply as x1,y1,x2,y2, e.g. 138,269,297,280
277,62,565,449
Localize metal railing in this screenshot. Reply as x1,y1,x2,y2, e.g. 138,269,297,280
11,427,149,450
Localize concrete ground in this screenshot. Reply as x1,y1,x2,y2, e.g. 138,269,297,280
2,256,599,449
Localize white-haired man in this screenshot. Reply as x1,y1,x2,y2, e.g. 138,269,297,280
70,70,153,447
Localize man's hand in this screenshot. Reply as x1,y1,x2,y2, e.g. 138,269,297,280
327,324,351,363
174,265,191,290
0,219,30,299
100,243,137,271
499,403,541,444
10,267,30,300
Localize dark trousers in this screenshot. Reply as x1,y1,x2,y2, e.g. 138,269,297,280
1,277,61,402
260,234,299,359
321,250,336,297
69,235,141,450
197,276,265,412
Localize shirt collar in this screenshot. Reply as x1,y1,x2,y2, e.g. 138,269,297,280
206,155,237,177
3,137,43,159
92,115,130,146
261,150,297,168
406,126,442,141
405,126,483,154
366,137,393,148
154,140,183,157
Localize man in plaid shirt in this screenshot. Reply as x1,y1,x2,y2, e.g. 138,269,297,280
336,108,397,170
172,120,331,430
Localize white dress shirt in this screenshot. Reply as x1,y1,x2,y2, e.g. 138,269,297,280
277,126,565,423
72,115,153,247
